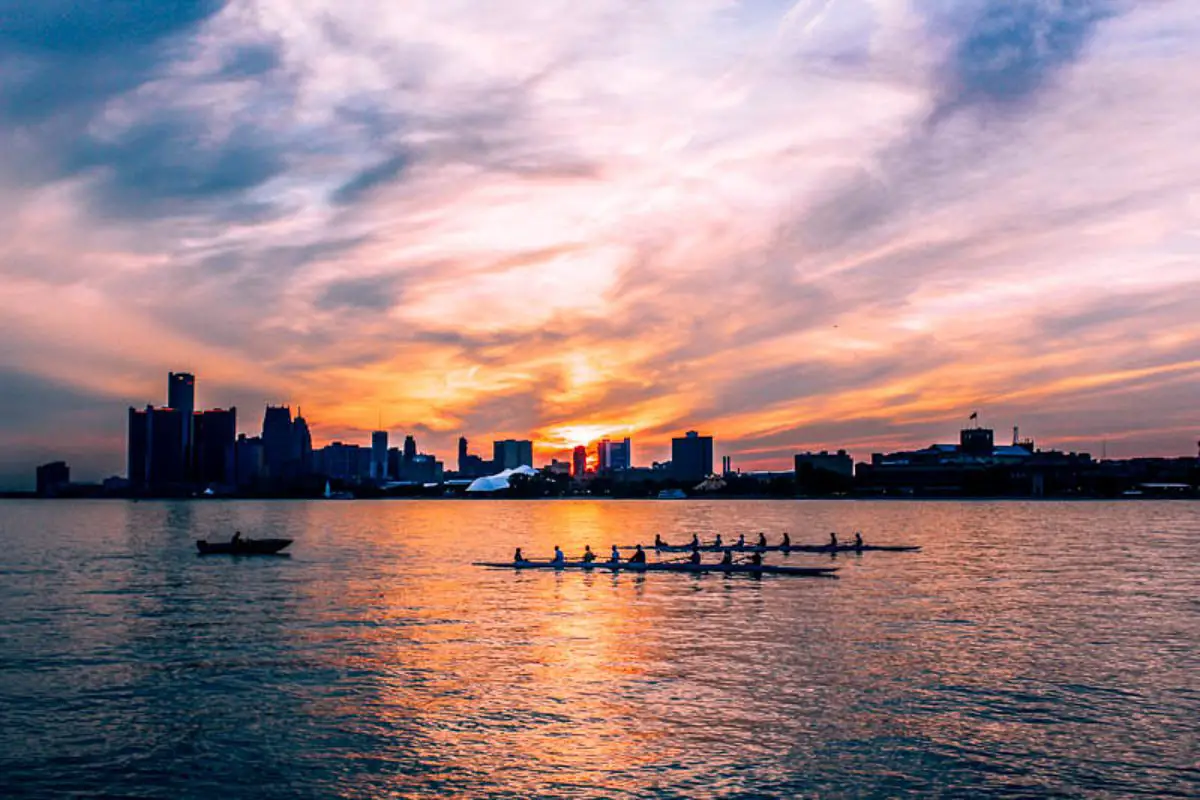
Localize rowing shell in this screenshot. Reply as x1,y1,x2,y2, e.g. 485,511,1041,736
627,543,921,553
473,561,838,577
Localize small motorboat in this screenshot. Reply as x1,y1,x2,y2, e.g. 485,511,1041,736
196,537,293,556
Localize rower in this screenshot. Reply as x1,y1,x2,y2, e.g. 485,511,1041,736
231,531,243,549
690,533,700,548
582,545,597,563
654,533,665,548
736,533,746,547
749,551,763,566
628,544,647,564
610,545,621,563
714,533,723,547
552,545,565,564
514,547,526,563
781,531,791,548
757,532,767,548
829,532,839,548
854,532,863,549
689,545,701,564
720,550,734,566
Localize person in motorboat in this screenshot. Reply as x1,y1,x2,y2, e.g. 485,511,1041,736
582,545,597,563
514,547,527,563
854,532,863,549
610,545,621,563
552,545,565,565
829,532,839,548
689,545,702,565
654,533,665,548
231,531,243,549
628,544,647,564
720,550,734,566
757,532,767,548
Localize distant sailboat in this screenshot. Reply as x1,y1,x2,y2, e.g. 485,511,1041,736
324,480,332,499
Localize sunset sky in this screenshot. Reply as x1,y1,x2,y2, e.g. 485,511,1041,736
1,1,1198,487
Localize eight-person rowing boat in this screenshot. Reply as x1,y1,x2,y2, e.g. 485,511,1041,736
474,560,838,577
624,532,919,553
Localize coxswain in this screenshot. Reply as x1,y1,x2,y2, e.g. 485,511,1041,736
736,533,746,547
720,550,734,566
582,545,597,563
629,544,647,564
689,545,701,564
829,531,839,548
854,531,863,549
552,545,565,564
690,533,700,548
655,533,665,548
781,531,791,548
757,532,767,548
610,545,621,563
514,547,526,563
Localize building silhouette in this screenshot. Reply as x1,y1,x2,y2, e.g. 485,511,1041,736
167,372,195,466
371,431,389,480
291,412,313,477
262,406,295,482
128,405,186,490
671,430,713,482
597,438,631,473
493,439,533,470
193,408,237,486
36,461,70,496
794,450,853,478
572,445,587,478
234,434,265,488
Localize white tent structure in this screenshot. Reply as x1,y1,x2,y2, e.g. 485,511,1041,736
466,465,538,493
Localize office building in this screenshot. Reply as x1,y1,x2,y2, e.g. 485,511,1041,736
128,407,149,488
129,405,187,489
262,406,295,481
371,430,389,480
193,407,237,486
234,434,265,488
597,438,631,473
36,461,70,496
404,435,417,464
167,372,195,463
493,439,533,470
671,430,713,482
292,412,313,477
572,445,587,478
794,450,853,478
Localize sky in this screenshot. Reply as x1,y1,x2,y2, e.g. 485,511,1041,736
1,0,1198,487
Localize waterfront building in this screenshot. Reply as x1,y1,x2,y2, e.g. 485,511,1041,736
371,430,389,480
193,408,237,486
493,439,533,470
292,412,313,477
128,405,187,489
234,434,265,488
597,438,631,473
794,450,854,478
572,445,587,478
671,430,713,482
262,406,294,482
167,372,195,464
36,461,70,496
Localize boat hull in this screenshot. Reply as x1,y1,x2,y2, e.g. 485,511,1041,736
633,543,920,553
473,561,837,577
196,538,293,555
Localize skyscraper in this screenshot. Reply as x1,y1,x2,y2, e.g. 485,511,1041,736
167,372,195,463
262,405,294,482
371,430,389,480
128,407,149,488
671,430,713,482
493,439,533,470
572,445,587,478
193,407,237,486
597,438,631,473
291,412,313,477
458,436,469,472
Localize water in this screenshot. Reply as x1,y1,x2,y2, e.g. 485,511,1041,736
1,499,1197,798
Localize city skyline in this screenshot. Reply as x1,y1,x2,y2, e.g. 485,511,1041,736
2,3,1199,489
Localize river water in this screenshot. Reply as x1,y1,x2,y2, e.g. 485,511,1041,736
0,499,1196,798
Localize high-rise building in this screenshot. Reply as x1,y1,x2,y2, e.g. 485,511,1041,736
671,430,713,482
493,439,533,470
234,434,265,488
291,412,313,477
572,445,587,478
36,461,70,496
597,438,631,473
193,407,237,486
128,407,149,488
371,431,389,480
167,372,195,463
129,405,188,489
458,436,469,472
262,406,294,481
